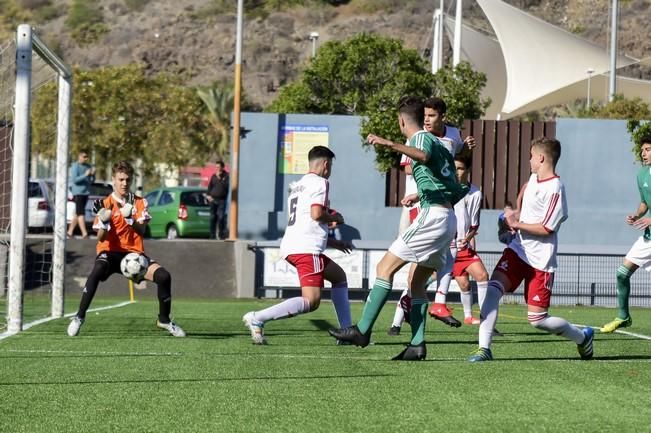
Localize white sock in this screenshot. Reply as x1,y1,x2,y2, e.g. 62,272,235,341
434,274,452,304
476,281,488,308
460,290,473,318
391,289,408,327
478,281,503,349
331,282,352,328
253,297,310,323
528,311,585,343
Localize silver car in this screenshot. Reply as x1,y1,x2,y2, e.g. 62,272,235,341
28,179,55,230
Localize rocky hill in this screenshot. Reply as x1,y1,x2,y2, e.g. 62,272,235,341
9,0,651,110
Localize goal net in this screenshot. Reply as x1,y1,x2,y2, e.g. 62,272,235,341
0,25,71,335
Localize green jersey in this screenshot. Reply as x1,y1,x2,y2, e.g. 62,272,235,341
636,166,651,240
409,130,468,207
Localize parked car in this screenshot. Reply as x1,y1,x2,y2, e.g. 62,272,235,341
28,178,55,230
144,187,211,239
66,181,113,228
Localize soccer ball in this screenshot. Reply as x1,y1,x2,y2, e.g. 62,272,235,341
120,253,149,282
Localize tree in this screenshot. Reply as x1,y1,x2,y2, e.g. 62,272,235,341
31,65,219,183
267,33,489,171
197,82,234,161
627,120,651,162
579,94,651,121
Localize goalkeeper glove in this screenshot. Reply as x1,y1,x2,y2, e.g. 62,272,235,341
119,192,135,219
92,199,112,223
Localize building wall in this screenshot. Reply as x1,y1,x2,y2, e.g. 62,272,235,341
237,114,643,251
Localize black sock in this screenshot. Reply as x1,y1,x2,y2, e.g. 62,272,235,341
77,261,109,319
153,267,172,323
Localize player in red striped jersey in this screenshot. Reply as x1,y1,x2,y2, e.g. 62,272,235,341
469,137,594,362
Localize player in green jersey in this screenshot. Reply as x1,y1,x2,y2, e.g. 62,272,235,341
329,96,468,360
602,135,651,333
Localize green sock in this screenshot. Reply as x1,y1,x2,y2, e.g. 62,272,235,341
616,265,633,319
410,298,428,345
358,278,392,334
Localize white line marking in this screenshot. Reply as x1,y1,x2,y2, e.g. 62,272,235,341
4,349,181,356
612,329,651,340
0,300,135,341
574,323,651,340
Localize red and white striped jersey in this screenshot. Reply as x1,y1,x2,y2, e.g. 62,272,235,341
509,173,568,272
454,183,482,244
280,173,330,256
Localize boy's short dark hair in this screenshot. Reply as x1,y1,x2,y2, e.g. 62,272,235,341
505,200,513,208
454,154,472,169
424,97,447,114
532,137,561,167
308,146,335,161
397,96,424,127
639,135,651,146
112,160,134,177
216,160,225,168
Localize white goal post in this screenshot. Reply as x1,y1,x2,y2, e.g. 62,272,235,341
6,24,72,334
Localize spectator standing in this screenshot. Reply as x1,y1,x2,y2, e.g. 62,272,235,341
67,150,95,238
206,161,229,240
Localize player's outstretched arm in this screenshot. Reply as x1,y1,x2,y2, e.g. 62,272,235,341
367,134,427,163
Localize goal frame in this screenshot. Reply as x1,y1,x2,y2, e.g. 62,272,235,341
7,24,72,333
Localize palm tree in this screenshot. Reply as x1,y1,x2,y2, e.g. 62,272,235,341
197,82,234,160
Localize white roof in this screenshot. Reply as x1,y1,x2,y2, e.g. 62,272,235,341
446,0,648,119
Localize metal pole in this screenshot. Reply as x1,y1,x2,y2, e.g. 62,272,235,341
51,73,71,318
586,69,594,110
431,9,441,73
438,0,444,69
609,0,618,101
8,24,32,333
452,0,462,66
228,0,243,240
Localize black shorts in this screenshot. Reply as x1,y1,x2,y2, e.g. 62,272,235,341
73,194,89,216
95,251,155,281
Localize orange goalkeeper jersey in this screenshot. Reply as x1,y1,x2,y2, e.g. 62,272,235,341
93,193,151,254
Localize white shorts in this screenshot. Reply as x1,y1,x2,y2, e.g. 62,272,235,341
398,206,411,235
625,236,651,271
389,206,456,270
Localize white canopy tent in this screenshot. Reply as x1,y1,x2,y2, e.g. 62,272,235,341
445,0,651,119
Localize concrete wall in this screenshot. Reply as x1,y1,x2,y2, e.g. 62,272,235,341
237,112,401,241
64,239,255,299
238,114,643,252
475,118,640,253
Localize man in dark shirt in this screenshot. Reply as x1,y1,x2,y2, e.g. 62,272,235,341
207,161,229,239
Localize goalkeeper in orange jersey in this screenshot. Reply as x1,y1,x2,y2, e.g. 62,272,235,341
67,160,185,338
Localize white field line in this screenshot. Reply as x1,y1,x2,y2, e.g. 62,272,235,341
0,300,135,341
5,348,181,356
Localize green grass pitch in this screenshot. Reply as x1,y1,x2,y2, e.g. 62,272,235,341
1,298,650,433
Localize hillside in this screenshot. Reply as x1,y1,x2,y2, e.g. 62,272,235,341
4,0,651,111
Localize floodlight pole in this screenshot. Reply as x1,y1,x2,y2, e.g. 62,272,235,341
608,0,618,101
431,8,443,73
309,32,319,58
452,0,462,66
228,0,243,240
